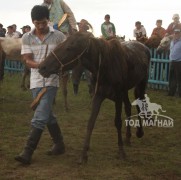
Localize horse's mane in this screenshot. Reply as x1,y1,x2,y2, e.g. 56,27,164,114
95,38,128,85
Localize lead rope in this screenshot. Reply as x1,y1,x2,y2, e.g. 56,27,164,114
51,39,90,72
30,44,48,111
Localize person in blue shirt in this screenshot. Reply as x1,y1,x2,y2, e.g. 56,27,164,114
168,28,181,97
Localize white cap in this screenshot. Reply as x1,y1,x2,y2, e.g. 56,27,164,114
172,14,180,20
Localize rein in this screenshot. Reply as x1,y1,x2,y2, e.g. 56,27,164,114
51,39,90,72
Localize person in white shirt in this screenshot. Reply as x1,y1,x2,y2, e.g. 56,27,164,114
6,25,19,38
15,5,66,165
133,21,147,43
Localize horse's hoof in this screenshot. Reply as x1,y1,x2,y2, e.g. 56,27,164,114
136,130,144,138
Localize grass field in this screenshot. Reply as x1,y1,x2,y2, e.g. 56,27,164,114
0,73,181,180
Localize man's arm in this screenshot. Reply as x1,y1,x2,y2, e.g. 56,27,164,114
22,53,39,69
61,0,77,31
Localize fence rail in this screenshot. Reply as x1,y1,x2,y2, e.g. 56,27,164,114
4,48,170,90
148,49,170,90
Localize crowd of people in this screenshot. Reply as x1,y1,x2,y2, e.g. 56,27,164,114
0,0,180,165
0,23,31,38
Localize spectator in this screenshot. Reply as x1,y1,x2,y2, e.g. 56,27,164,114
15,5,66,165
168,28,181,97
20,26,26,36
6,25,19,38
101,14,116,40
165,14,181,36
41,0,77,36
72,19,93,96
12,24,21,37
25,25,31,33
20,25,32,37
133,21,148,43
0,23,5,37
151,19,166,39
2,28,6,35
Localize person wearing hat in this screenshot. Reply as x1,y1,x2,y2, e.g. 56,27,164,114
151,19,166,39
71,19,93,96
77,19,93,33
6,25,19,38
20,26,27,36
168,28,181,97
25,25,31,33
101,14,116,40
165,14,181,36
12,24,21,38
133,21,147,43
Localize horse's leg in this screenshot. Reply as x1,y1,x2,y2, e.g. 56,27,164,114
123,91,132,145
21,66,30,91
114,95,126,159
60,71,69,111
134,80,147,138
79,94,104,164
0,51,5,82
72,64,84,95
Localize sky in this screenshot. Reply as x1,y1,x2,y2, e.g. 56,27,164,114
0,0,181,40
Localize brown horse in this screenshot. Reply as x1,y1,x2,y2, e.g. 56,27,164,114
0,38,69,110
157,35,173,53
145,35,162,49
39,32,151,163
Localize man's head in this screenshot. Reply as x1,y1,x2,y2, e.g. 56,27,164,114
104,14,110,22
156,19,162,28
25,25,31,32
31,5,49,32
135,21,141,29
172,14,180,23
77,19,92,32
31,5,49,21
7,25,14,33
173,28,181,39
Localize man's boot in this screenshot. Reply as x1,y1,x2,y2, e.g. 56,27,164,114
15,127,43,164
47,123,65,155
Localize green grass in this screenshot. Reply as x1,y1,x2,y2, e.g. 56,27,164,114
0,73,181,180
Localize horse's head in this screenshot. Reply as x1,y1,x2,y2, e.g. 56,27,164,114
157,35,173,53
145,35,162,48
39,32,93,78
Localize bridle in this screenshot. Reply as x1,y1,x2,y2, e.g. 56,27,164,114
51,37,102,98
51,39,90,72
